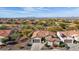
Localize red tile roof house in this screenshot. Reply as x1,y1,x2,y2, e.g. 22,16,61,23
31,30,59,49
57,30,79,44
0,30,12,45
31,30,56,38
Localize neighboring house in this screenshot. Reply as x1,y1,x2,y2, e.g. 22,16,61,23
31,30,59,48
0,30,12,45
57,30,79,43
31,30,57,42
31,30,56,38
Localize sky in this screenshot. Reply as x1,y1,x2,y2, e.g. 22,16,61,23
0,7,79,18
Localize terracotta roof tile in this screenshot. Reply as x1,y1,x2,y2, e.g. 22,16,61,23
32,30,56,38
60,30,79,37
48,38,58,42
0,30,12,37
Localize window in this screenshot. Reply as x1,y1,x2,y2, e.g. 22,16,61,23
33,39,40,43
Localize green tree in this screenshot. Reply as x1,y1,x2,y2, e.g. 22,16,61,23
35,25,45,30
0,25,7,30
47,26,63,32
59,23,69,29
10,32,21,41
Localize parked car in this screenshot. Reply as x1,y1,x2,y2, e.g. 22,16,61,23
6,41,17,45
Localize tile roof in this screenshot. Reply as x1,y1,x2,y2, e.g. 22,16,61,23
48,38,59,42
60,30,79,37
31,30,56,38
0,30,12,37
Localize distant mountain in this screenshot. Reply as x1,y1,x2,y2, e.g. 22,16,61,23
0,17,79,20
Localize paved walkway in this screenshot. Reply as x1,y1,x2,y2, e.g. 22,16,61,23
67,43,79,51
31,43,45,50
52,43,79,51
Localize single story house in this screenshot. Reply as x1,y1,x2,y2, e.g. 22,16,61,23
31,30,57,38
0,30,12,45
31,30,59,47
57,30,79,43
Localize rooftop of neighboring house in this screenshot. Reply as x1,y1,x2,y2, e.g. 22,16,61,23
0,30,12,37
48,38,59,42
31,30,56,38
59,30,79,37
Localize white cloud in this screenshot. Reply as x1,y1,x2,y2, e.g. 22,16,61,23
22,7,50,12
